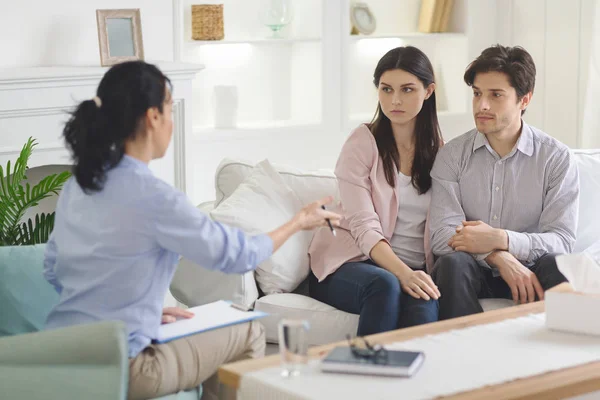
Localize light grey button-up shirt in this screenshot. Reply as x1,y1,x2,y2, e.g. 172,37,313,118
430,122,579,266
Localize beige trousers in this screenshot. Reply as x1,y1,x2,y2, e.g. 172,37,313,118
127,321,265,400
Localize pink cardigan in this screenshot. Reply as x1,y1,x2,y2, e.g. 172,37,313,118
308,124,434,282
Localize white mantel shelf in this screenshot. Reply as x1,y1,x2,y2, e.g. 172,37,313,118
0,61,204,88
0,61,203,194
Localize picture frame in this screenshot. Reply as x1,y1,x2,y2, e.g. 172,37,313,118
96,9,145,67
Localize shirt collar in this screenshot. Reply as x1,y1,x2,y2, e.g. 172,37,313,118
472,120,534,157
121,154,151,170
516,122,534,157
473,130,488,153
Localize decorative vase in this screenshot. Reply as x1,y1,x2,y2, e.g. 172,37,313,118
259,0,293,39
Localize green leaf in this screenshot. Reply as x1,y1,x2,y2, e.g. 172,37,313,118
19,213,56,245
40,212,55,243
0,164,9,200
27,219,34,245
19,221,31,246
0,137,70,246
0,204,19,234
1,138,34,202
9,137,35,190
34,215,40,244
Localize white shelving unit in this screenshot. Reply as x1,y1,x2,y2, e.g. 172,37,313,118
173,0,324,143
188,38,321,46
173,0,473,143
348,32,467,41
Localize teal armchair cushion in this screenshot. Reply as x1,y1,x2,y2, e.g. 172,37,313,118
0,320,129,400
0,244,59,336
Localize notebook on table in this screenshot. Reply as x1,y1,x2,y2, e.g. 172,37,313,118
320,346,425,377
154,300,267,344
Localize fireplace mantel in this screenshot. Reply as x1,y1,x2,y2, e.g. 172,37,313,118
0,61,203,192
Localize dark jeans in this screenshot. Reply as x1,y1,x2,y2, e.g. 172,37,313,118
309,261,439,336
431,251,567,320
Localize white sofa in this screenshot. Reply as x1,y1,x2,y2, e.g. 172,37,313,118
170,149,600,346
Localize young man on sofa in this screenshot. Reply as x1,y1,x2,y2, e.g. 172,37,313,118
429,44,580,320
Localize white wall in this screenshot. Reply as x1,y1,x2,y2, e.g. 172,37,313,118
0,1,173,67
496,0,598,148
582,2,600,149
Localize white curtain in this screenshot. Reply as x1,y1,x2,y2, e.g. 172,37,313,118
581,0,600,149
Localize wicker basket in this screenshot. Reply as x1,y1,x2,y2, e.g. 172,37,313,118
191,5,224,41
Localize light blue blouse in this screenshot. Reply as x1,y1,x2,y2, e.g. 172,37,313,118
44,155,273,357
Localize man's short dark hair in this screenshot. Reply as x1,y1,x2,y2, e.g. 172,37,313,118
464,44,536,102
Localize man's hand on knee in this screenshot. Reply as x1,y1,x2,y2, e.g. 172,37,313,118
487,251,544,304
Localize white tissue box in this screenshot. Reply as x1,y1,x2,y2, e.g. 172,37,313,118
546,282,600,336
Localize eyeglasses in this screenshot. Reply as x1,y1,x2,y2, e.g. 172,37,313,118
346,334,388,362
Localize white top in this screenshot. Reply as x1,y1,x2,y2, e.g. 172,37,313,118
389,172,430,269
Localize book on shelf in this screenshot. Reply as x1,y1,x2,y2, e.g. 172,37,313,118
418,0,454,33
418,0,441,33
438,0,454,32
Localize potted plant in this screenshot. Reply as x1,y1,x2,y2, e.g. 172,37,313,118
0,137,71,246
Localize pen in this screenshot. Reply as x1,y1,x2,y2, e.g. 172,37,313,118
321,205,337,236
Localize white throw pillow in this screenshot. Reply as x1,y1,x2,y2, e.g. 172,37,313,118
210,159,313,295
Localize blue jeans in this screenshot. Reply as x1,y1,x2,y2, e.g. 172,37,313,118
309,261,439,336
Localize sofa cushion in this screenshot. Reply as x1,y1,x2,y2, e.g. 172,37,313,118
214,158,339,208
0,245,59,336
254,293,359,345
572,150,600,253
479,298,515,312
210,160,313,295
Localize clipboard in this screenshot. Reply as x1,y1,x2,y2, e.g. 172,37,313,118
154,300,267,344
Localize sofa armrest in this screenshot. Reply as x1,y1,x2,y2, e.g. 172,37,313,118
0,321,128,400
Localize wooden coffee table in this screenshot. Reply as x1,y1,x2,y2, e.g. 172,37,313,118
220,291,600,399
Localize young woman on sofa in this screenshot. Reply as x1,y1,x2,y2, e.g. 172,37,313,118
309,46,443,336
42,61,341,400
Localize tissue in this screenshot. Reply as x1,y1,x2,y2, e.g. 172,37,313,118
546,252,600,336
556,253,600,294
584,240,600,264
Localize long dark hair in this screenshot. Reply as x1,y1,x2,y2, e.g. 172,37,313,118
370,46,442,194
63,61,171,193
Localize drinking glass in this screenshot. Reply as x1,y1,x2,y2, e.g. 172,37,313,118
278,318,309,377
